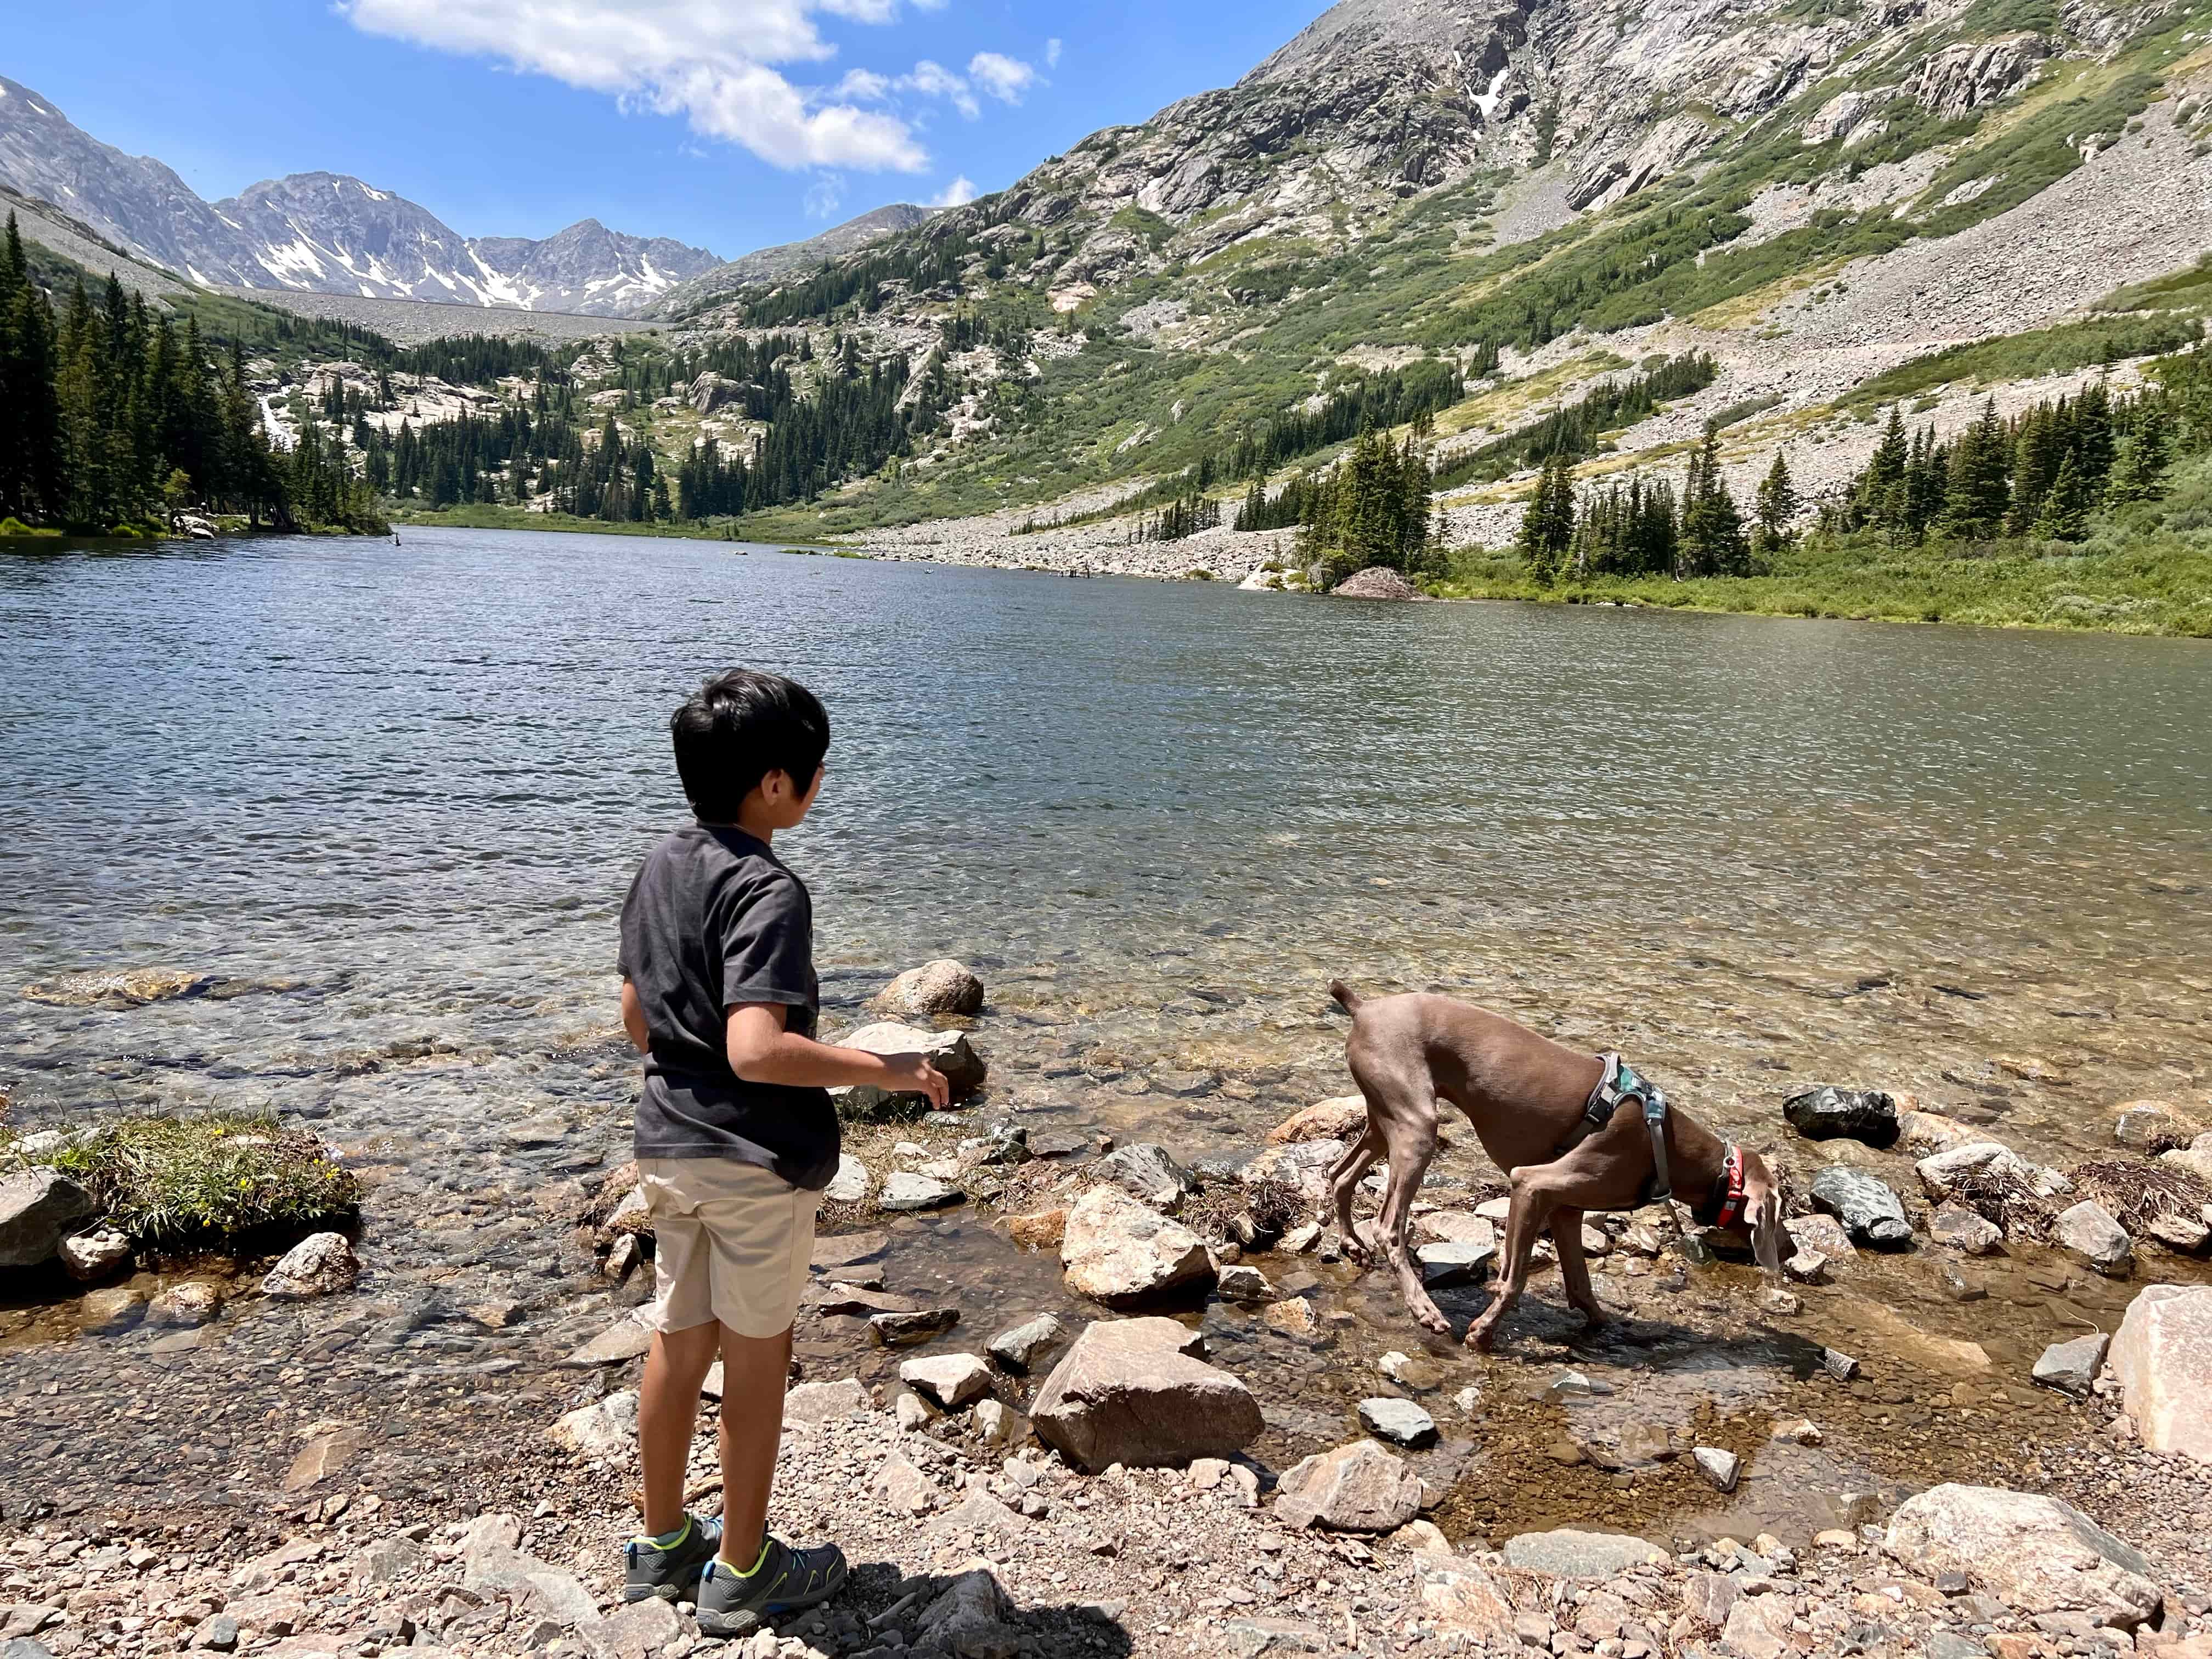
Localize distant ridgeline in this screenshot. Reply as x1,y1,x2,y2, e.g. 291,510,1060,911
0,213,383,536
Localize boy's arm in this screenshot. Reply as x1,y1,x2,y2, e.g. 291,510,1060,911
725,1003,950,1107
620,979,650,1055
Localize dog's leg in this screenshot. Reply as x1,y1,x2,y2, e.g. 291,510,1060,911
1325,1116,1386,1265
1468,1158,1578,1351
1550,1207,1607,1331
1374,1105,1448,1336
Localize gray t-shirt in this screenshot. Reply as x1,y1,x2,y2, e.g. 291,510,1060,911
618,823,839,1189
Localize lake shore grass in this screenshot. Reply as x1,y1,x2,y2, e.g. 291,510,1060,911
1427,537,2212,637
390,501,834,546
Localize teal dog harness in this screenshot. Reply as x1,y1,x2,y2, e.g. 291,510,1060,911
1563,1052,1745,1226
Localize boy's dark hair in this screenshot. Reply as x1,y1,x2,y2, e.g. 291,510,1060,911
670,669,830,822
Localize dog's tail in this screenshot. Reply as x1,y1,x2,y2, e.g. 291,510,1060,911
1327,979,1362,1015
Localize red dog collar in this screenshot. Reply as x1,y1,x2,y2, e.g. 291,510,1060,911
1712,1143,1748,1229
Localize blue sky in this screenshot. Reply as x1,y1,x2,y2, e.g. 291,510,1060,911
5,0,1314,258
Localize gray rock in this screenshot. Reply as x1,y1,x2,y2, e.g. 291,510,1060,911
1929,1204,2004,1254
1415,1240,1494,1286
783,1377,873,1426
868,1306,960,1346
1218,1616,1331,1655
1030,1317,1262,1470
1274,1439,1423,1532
353,1533,425,1584
878,1171,964,1211
520,1566,600,1628
1500,1528,1669,1578
1693,1447,1741,1492
1883,1485,2162,1628
823,1154,870,1204
548,1390,638,1459
1783,1086,1899,1147
872,1452,936,1514
0,1169,96,1269
987,1312,1068,1372
2113,1104,2198,1152
1092,1142,1194,1210
1809,1165,1913,1249
561,1311,654,1366
871,960,985,1020
973,1397,1032,1448
2053,1201,2132,1276
2032,1333,2110,1398
1356,1397,1437,1446
1216,1262,1274,1301
78,1285,146,1334
913,1566,1018,1658
899,1352,994,1409
259,1232,359,1298
580,1594,690,1658
837,1023,986,1111
1060,1185,1214,1306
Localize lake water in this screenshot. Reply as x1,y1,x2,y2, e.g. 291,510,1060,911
4,527,2208,1163
5,527,2211,1549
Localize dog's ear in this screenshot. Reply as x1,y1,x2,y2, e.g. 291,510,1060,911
1746,1155,1786,1278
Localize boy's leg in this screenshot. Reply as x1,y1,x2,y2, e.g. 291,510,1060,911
713,1321,794,1569
639,1321,723,1536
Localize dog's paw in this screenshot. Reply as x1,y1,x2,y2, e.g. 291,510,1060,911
1413,1305,1453,1337
1464,1319,1500,1352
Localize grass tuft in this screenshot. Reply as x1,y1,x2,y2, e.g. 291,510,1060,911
18,1113,361,1245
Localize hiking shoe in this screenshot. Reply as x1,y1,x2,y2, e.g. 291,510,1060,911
622,1513,723,1604
696,1536,849,1637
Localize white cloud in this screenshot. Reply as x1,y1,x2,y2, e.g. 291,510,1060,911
903,59,979,120
1045,37,1062,69
805,173,847,218
338,0,928,172
968,52,1037,104
929,175,978,207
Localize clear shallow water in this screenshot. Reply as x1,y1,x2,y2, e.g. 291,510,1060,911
2,526,2209,1166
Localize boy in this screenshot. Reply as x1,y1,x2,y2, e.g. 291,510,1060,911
617,668,948,1637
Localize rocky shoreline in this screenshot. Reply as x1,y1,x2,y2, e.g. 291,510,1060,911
6,966,2212,1659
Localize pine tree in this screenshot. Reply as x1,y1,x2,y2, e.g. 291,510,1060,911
1677,426,1748,577
2032,450,2091,541
1514,455,1575,584
1753,450,1798,557
1938,399,2010,540
2105,402,2172,506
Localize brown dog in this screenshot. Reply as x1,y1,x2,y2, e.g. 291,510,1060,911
1322,981,1786,1350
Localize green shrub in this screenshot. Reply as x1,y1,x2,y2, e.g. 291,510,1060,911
31,1113,361,1244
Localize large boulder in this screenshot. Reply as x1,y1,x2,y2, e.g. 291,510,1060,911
871,961,985,1021
1060,1186,1214,1306
1029,1318,1262,1471
1274,1439,1423,1532
1883,1485,2161,1629
1092,1143,1194,1210
1809,1166,1912,1249
1783,1087,1898,1148
2108,1285,2212,1463
1330,567,1423,600
0,1169,97,1268
1269,1098,1368,1144
835,1023,986,1113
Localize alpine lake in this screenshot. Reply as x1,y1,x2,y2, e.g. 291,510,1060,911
3,526,2209,1548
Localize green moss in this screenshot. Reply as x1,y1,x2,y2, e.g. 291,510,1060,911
29,1113,362,1245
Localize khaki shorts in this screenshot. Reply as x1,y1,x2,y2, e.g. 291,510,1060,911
639,1157,819,1339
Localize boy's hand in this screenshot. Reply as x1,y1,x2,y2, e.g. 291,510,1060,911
883,1053,950,1109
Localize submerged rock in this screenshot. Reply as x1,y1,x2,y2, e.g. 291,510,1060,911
1501,1528,1669,1578
20,968,213,1007
1783,1086,1899,1147
1809,1166,1912,1249
1030,1317,1262,1470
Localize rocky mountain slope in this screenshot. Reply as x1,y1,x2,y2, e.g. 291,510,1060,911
651,202,934,319
0,76,718,315
648,0,2212,573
